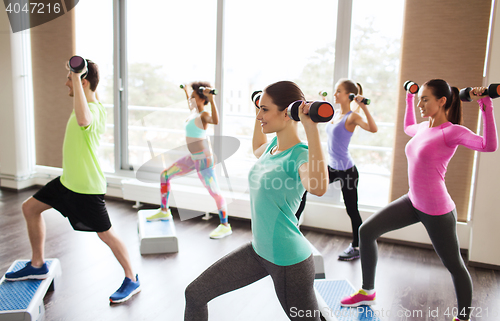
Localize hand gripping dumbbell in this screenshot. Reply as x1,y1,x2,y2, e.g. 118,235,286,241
252,90,263,108
198,86,217,95
318,91,328,97
68,55,87,79
287,100,334,123
404,80,419,94
459,84,500,102
349,94,370,105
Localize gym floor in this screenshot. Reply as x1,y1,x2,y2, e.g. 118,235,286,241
1,187,499,321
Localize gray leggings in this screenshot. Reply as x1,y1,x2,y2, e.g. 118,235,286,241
184,243,320,321
360,195,472,319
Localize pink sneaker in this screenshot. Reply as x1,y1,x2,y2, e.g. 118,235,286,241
340,289,376,307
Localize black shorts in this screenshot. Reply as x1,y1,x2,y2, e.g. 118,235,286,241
33,177,112,232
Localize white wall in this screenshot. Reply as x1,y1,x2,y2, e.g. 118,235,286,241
0,10,16,179
469,0,500,267
0,9,36,189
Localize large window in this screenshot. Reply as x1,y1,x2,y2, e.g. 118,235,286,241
222,0,338,185
77,0,404,208
349,0,404,206
125,1,217,171
75,0,115,172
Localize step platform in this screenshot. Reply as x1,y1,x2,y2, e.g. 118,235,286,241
314,279,380,321
0,259,61,321
305,239,325,279
138,209,179,254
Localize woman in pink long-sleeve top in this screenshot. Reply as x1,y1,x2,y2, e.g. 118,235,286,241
340,79,498,321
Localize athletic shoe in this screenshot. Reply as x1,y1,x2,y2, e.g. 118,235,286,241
5,261,49,281
338,243,360,261
209,224,232,239
145,208,171,221
109,274,141,303
340,289,376,307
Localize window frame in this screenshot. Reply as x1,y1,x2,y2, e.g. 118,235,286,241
111,0,398,208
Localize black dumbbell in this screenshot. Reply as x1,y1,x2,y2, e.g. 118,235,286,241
68,56,87,79
404,80,419,94
349,94,370,105
287,100,334,123
459,84,500,102
198,86,217,95
251,90,263,108
318,91,327,97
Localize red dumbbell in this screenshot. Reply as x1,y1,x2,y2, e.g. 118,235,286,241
459,84,500,102
287,100,334,123
251,90,262,108
404,80,419,94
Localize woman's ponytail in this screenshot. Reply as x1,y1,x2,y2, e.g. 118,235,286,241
356,82,363,96
447,86,463,125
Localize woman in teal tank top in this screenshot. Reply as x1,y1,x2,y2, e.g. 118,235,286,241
185,81,329,320
141,81,231,239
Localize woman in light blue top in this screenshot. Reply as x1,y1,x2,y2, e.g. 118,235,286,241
295,79,378,261
142,81,231,239
184,81,329,320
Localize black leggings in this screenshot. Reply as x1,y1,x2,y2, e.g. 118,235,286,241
296,165,362,247
184,243,320,320
359,195,473,319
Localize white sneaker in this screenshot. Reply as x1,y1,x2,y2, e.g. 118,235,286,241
209,224,232,239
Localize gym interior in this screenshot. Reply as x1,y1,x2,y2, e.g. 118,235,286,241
1,1,500,320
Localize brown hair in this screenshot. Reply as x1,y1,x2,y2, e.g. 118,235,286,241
423,79,462,125
191,81,211,105
263,81,305,111
85,59,99,92
338,78,363,96
339,79,364,113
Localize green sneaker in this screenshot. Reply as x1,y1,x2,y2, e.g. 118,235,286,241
209,224,232,239
144,208,172,221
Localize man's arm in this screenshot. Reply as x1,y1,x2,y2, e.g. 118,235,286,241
72,72,93,127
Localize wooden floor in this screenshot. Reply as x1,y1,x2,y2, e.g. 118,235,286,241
1,187,499,321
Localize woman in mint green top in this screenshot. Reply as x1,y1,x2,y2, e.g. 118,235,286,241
249,135,311,265
185,81,329,320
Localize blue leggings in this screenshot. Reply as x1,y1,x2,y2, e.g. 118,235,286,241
360,194,472,320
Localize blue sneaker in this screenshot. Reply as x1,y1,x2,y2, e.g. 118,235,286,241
109,274,141,303
5,261,49,281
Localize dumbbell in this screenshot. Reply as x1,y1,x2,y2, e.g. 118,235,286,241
198,86,217,95
252,90,263,108
349,94,370,105
404,80,419,94
287,100,334,123
318,91,327,97
68,55,87,79
459,84,500,102
180,84,185,89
